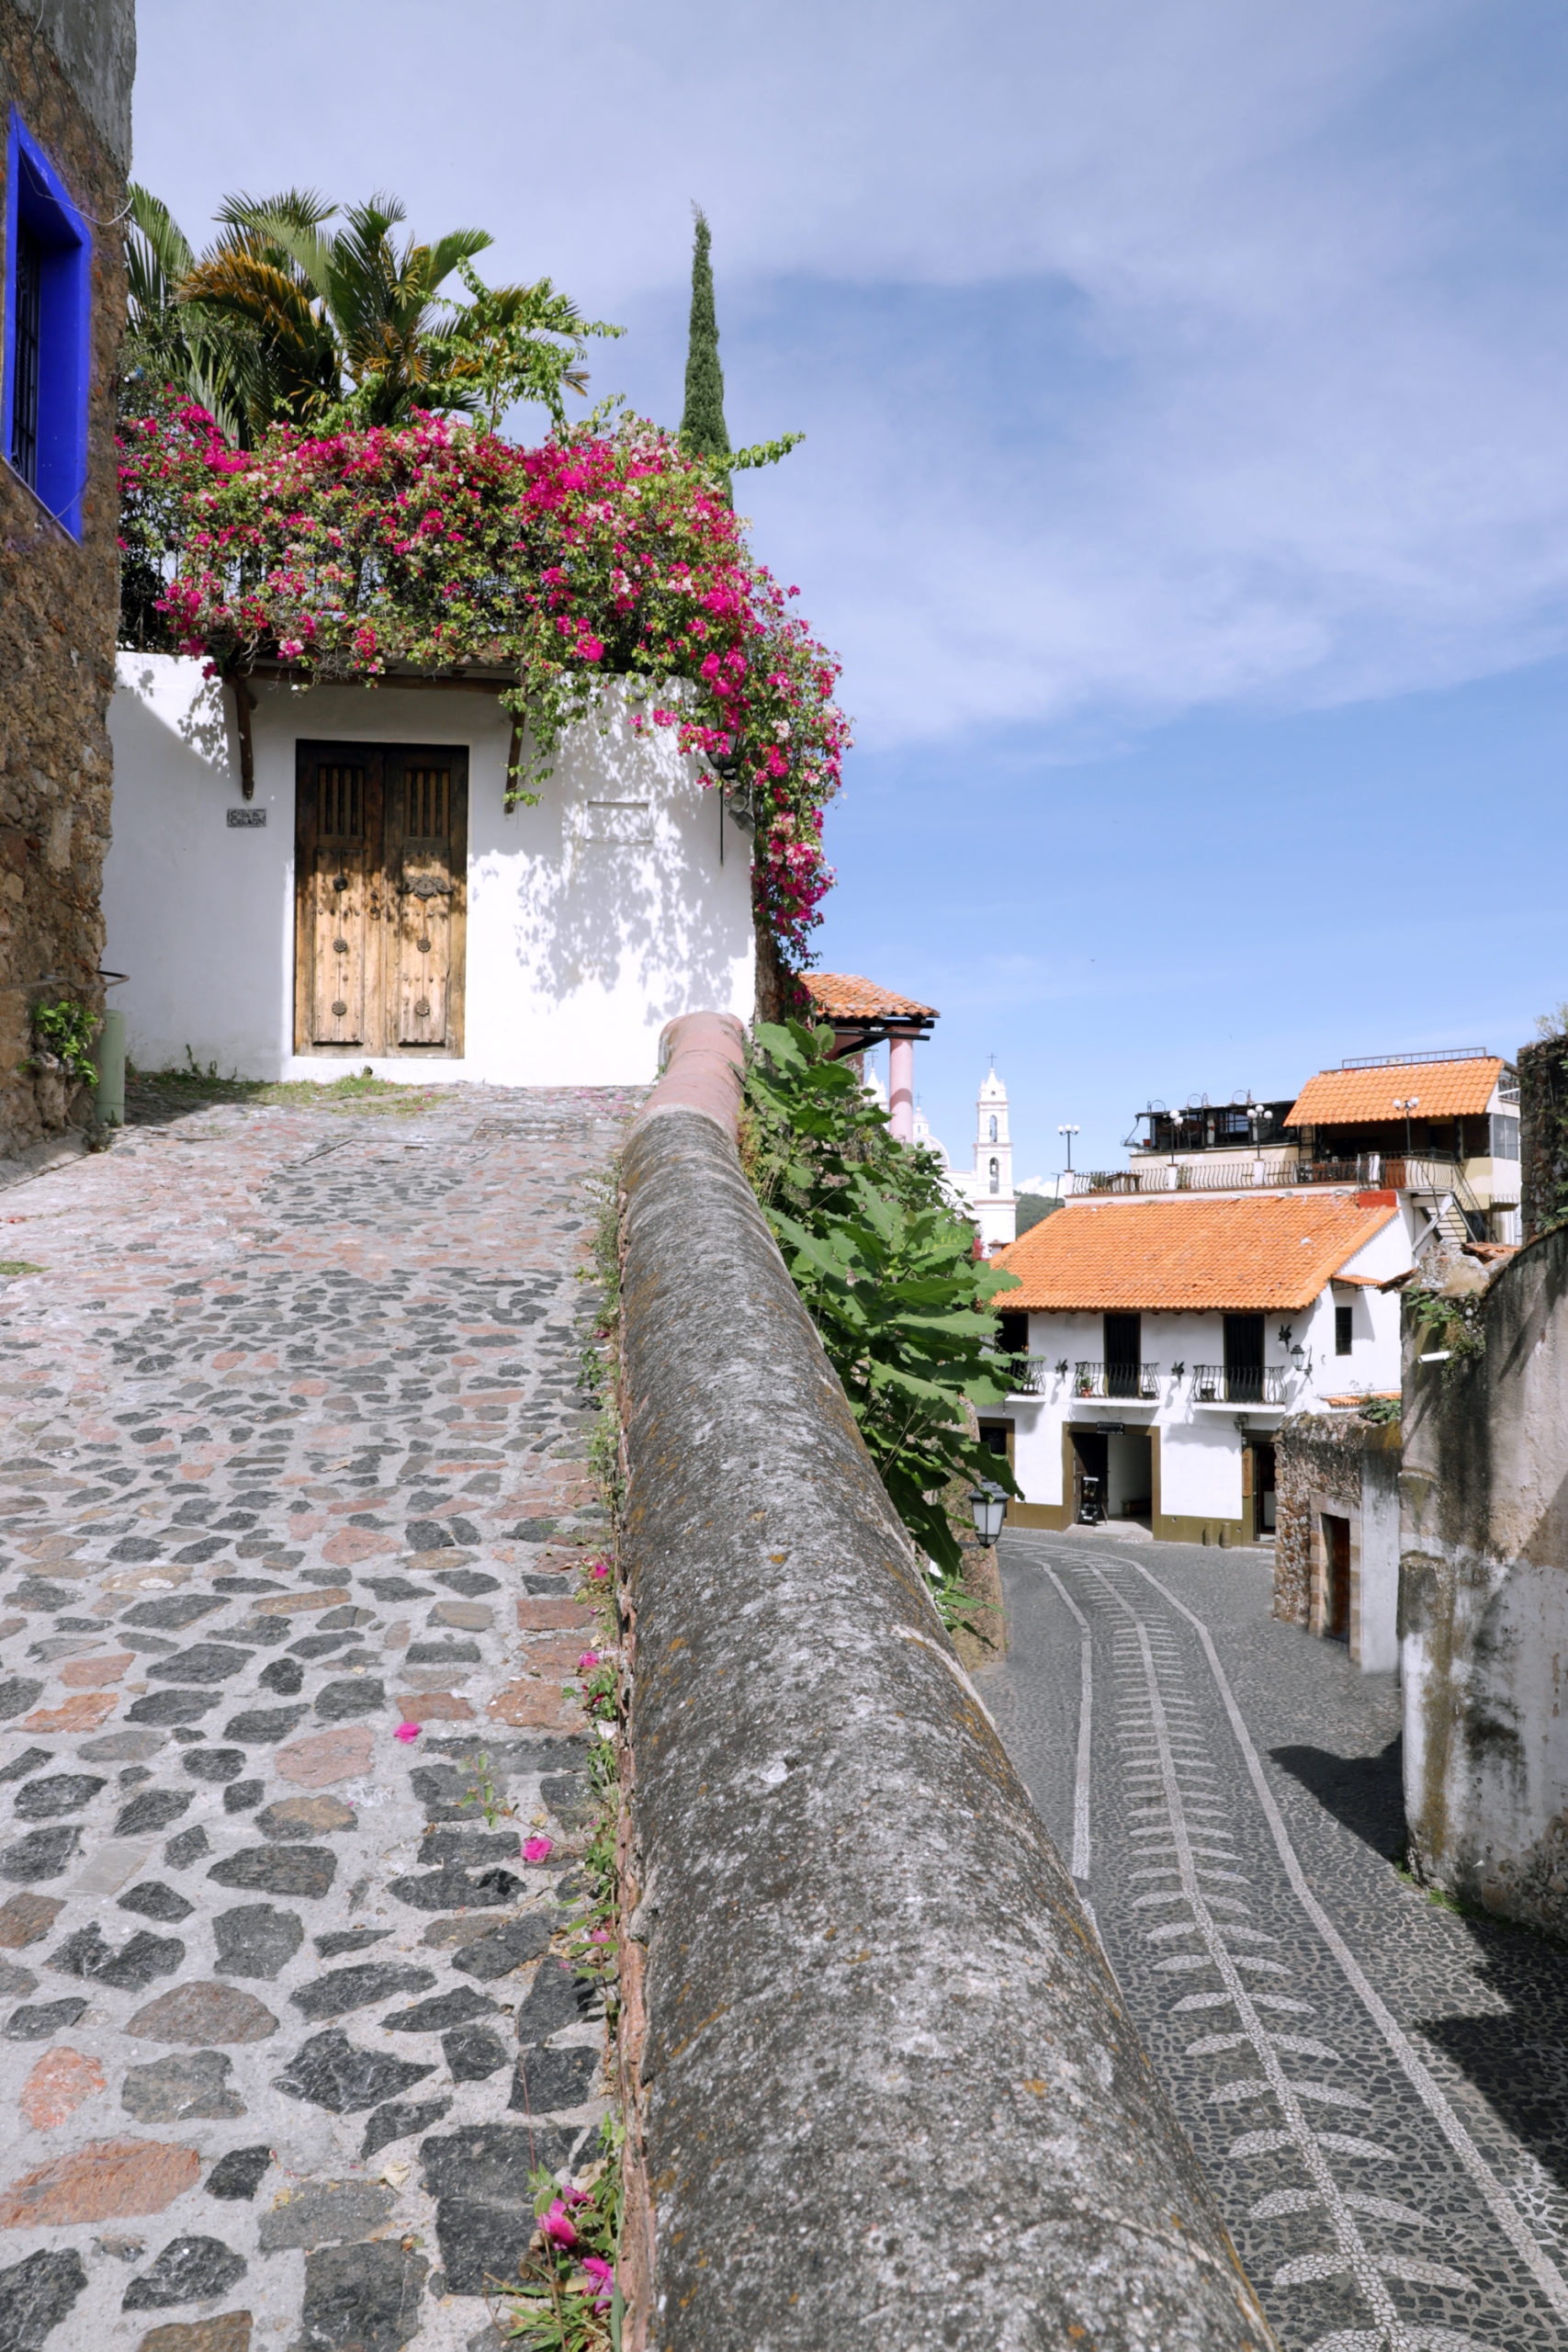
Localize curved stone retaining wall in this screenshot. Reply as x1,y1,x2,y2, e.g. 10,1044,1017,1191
613,1016,1274,2351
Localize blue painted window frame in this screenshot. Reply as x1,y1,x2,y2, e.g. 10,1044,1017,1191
3,109,92,539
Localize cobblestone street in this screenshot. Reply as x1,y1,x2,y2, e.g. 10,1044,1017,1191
0,1080,637,2352
984,1531,1568,2352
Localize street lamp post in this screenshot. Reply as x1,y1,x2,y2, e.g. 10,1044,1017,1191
1057,1123,1079,1173
1393,1096,1420,1160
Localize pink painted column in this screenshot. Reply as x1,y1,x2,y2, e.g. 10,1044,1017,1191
889,1035,914,1141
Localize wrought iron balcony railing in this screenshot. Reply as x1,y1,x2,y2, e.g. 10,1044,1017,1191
1190,1364,1288,1405
1071,1361,1160,1400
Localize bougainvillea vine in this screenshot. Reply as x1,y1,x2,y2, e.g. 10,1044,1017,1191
118,394,849,962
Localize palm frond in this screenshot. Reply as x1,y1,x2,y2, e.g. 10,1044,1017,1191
126,183,193,319
423,228,494,289
216,187,337,234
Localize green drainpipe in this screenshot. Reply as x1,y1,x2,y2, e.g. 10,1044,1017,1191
94,1007,126,1126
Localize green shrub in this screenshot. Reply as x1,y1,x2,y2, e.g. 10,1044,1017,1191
30,1001,101,1086
745,1019,1020,1577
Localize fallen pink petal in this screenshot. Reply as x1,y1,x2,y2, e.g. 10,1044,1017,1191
393,1722,422,1744
522,1834,554,1862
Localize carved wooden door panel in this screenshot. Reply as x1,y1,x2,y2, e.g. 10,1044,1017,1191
385,748,468,1053
294,741,466,1056
296,743,382,1049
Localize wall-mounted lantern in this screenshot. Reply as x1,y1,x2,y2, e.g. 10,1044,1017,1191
968,1482,1007,1546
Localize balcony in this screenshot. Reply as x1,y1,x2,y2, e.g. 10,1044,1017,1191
1190,1364,1289,1406
1071,1361,1161,1401
1078,1157,1369,1197
1291,1158,1368,1186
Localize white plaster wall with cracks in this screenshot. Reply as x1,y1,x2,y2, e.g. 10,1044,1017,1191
1401,1226,1568,1937
105,657,755,1086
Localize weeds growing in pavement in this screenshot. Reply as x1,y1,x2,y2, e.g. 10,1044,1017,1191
497,1158,630,2346
126,1059,434,1117
499,1645,626,2346
458,1753,514,1832
497,2117,626,2348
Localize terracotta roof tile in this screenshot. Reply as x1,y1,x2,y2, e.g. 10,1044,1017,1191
801,972,937,1022
1287,1057,1503,1127
991,1192,1399,1313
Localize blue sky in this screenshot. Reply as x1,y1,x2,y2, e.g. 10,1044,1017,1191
132,1,1568,1182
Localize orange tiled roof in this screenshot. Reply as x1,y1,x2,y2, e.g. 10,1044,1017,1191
1287,1057,1502,1127
990,1192,1399,1312
802,973,937,1022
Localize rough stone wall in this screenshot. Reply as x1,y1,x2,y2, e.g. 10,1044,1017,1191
1274,1413,1361,1624
0,0,131,1153
1274,1414,1404,1668
1519,1031,1568,1244
614,1021,1275,2351
28,0,134,163
1400,1224,1568,1933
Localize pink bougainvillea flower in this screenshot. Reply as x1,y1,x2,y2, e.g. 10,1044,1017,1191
393,1722,422,1744
542,2199,578,2248
581,2256,615,2305
588,1926,612,1945
115,393,852,969
522,1835,554,1863
577,1651,601,1673
586,1557,610,1582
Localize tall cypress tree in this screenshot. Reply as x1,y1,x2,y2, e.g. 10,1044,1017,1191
681,206,731,481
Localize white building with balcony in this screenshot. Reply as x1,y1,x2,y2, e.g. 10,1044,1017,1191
985,1186,1411,1549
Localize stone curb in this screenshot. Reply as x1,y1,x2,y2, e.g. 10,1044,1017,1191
615,1092,1277,2350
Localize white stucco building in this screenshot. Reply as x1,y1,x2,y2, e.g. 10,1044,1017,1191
105,655,756,1088
945,1065,1019,1250
985,1185,1412,1548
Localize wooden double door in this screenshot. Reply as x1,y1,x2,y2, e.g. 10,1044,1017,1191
294,741,468,1056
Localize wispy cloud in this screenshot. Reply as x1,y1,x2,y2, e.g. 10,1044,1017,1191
137,0,1568,747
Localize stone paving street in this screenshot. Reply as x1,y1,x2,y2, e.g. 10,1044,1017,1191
0,1080,637,2352
984,1530,1568,2352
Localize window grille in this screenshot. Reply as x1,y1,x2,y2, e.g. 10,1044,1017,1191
319,765,365,841
406,767,449,840
9,223,40,489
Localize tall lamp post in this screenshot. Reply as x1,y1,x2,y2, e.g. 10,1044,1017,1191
1057,1123,1079,1174
1393,1095,1419,1162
